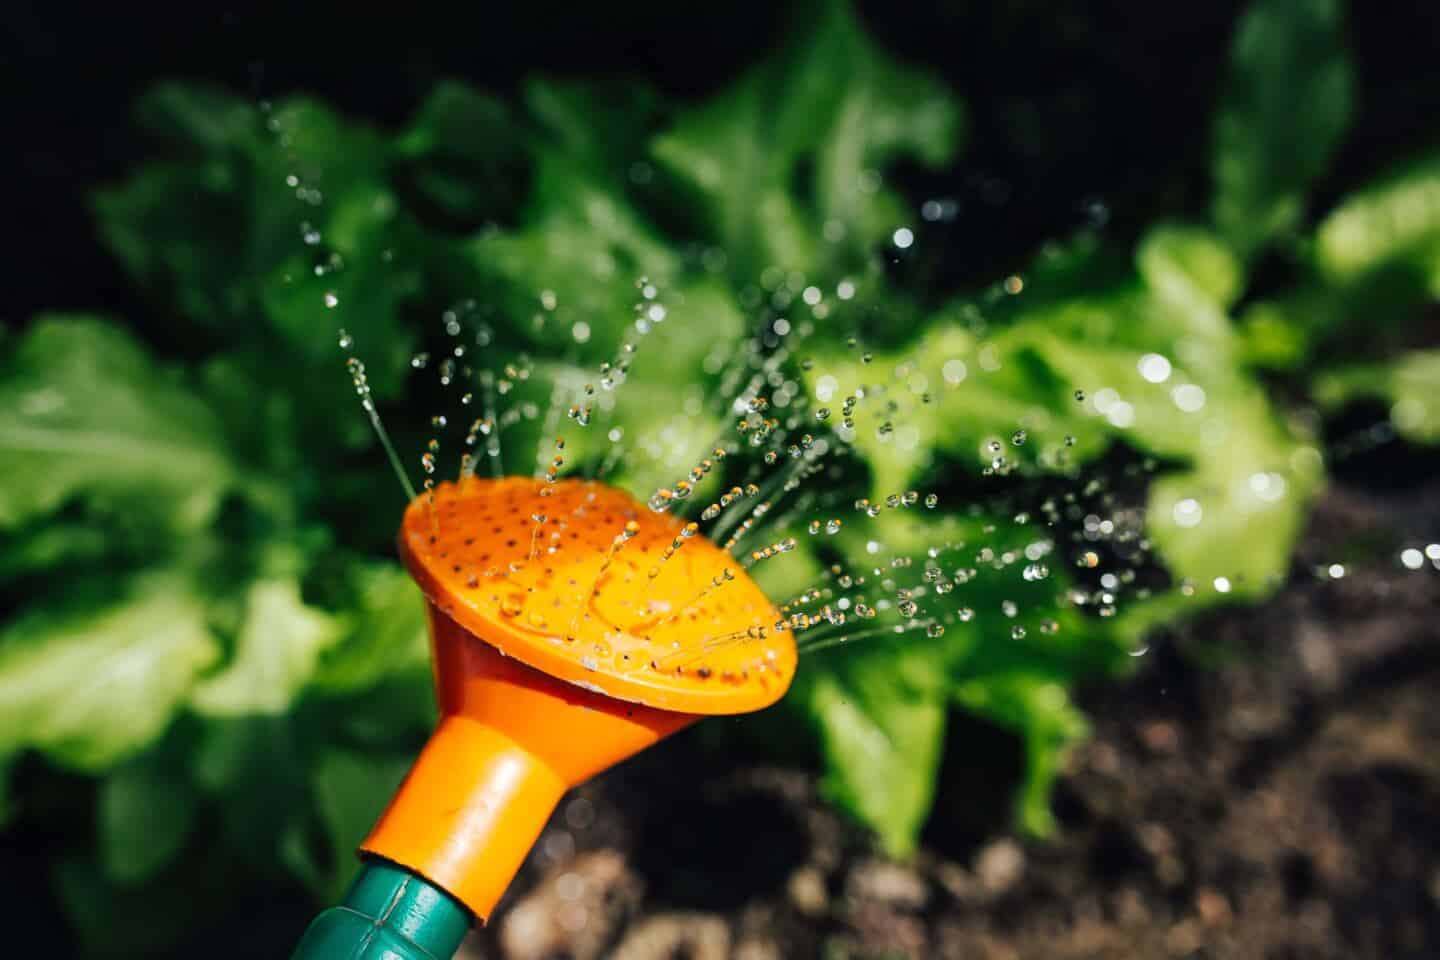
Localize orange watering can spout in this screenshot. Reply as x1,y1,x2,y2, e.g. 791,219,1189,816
360,604,697,919
294,476,794,957
308,474,797,939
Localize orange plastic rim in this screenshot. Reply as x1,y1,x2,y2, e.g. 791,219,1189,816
398,476,796,714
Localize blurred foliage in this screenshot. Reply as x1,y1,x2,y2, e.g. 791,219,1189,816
1,0,1438,952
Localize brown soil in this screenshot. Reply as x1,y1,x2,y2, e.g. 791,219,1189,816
462,483,1440,960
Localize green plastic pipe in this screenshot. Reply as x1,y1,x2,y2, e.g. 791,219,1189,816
291,858,472,960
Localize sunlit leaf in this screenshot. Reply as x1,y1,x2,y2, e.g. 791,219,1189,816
806,640,947,857
190,579,344,716
0,573,219,770
1314,350,1440,444
1316,153,1440,288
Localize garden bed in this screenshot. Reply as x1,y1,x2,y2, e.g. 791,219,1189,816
476,478,1440,960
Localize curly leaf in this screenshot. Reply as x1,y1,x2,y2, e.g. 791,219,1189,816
0,573,219,770
653,0,962,280
190,578,343,716
0,315,232,532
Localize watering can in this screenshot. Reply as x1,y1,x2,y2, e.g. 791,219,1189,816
291,477,795,959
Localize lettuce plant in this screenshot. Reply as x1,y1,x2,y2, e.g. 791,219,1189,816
2,0,1436,953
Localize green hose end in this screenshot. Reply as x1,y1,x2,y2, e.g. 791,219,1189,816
290,858,472,960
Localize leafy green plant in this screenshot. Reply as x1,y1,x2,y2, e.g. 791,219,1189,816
2,0,1437,953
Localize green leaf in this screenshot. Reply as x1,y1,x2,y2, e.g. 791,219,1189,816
92,159,257,334
653,0,962,281
805,228,1320,602
190,578,343,716
1314,350,1440,444
1212,0,1353,260
95,85,417,380
0,316,233,531
953,674,1088,835
524,78,663,183
1236,291,1333,370
1137,224,1244,313
468,159,681,358
312,562,429,694
257,189,423,396
508,331,736,494
191,715,311,865
1316,152,1440,288
395,82,529,225
99,755,197,885
1145,389,1323,598
309,748,415,900
0,573,219,770
134,81,264,153
0,512,123,582
806,641,947,857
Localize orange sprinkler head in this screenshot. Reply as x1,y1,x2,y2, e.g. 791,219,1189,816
359,476,794,921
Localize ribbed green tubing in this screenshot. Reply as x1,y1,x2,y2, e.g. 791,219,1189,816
290,858,472,960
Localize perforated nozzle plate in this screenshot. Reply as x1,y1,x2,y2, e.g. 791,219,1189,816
398,477,796,714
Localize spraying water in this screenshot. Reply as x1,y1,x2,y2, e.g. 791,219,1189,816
334,276,1214,669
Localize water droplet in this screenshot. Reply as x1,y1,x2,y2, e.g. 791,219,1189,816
1138,353,1172,384
323,291,339,309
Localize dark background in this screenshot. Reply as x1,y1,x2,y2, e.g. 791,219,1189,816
6,1,1440,337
